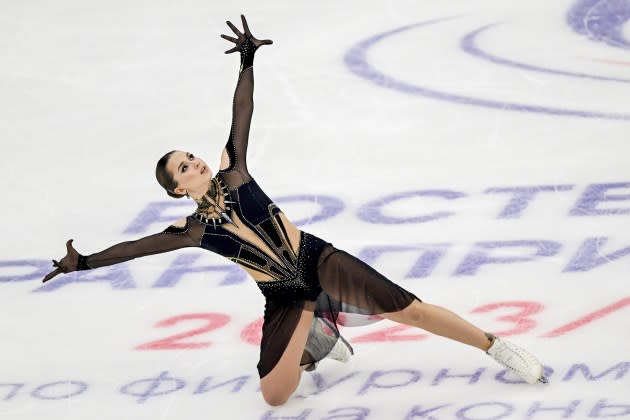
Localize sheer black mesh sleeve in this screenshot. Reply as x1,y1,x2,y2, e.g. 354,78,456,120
82,216,204,269
219,38,257,188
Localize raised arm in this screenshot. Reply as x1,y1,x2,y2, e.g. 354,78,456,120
218,15,272,187
42,217,203,282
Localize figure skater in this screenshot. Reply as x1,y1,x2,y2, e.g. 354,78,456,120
43,15,547,407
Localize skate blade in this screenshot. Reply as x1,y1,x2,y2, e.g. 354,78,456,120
538,375,549,384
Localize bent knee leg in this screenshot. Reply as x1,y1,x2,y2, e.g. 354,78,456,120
258,309,312,406
260,380,295,407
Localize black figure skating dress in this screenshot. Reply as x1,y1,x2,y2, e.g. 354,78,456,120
74,38,420,378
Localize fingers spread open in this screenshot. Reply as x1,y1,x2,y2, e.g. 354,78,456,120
221,34,237,43
226,20,242,37
240,15,251,36
43,268,61,283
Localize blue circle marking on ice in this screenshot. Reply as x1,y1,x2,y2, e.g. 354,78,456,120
343,19,630,120
567,0,630,50
461,24,630,84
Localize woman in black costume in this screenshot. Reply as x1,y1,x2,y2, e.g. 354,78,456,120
43,16,546,406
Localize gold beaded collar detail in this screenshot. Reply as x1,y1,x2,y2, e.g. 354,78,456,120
193,177,236,228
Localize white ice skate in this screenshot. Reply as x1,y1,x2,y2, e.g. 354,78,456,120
304,318,354,371
487,336,548,384
326,333,354,363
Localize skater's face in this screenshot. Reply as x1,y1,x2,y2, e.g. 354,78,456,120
167,151,213,196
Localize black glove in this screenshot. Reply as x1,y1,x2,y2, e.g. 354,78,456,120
221,15,273,70
42,239,89,283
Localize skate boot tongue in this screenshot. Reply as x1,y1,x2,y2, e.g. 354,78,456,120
487,337,545,384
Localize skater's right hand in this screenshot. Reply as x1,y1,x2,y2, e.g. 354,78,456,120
42,239,81,283
221,15,273,54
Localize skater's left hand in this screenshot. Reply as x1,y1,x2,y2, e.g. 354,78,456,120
221,14,273,54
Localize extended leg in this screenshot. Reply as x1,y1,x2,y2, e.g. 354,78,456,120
383,299,546,383
316,249,545,383
383,299,492,350
259,309,314,406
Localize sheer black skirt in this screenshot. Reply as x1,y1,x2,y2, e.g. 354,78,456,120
255,232,421,378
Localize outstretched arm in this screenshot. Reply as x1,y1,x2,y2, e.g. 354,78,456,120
42,218,200,283
219,15,272,185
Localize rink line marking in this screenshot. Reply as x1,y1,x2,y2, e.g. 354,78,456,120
461,24,630,83
344,18,630,120
590,58,630,67
542,296,630,337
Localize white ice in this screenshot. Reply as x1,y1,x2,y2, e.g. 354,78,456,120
1,0,630,419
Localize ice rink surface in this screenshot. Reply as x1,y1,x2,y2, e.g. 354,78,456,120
1,0,630,418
